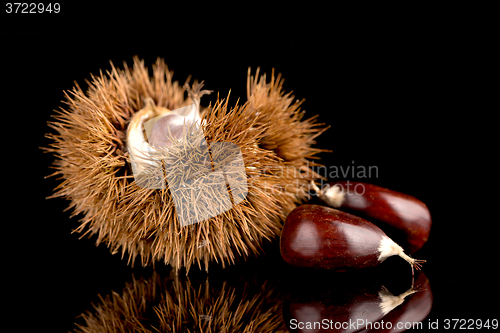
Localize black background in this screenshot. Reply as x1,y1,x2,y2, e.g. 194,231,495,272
3,4,496,332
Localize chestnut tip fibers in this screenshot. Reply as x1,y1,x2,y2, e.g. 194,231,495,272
45,57,327,272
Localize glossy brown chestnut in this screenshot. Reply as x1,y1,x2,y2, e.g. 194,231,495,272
280,204,425,273
316,181,431,253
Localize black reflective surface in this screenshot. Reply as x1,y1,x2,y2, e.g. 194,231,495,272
6,9,497,332
67,247,434,333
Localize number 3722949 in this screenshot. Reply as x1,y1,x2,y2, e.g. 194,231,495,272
444,319,498,330
6,3,60,13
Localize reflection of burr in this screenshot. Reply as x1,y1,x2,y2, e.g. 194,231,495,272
74,270,287,333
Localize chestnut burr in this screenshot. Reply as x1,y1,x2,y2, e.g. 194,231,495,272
314,181,431,253
280,204,425,274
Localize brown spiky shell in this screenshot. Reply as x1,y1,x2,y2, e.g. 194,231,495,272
74,271,287,333
45,57,325,271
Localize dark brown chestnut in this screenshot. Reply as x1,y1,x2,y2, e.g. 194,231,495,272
280,204,425,273
314,181,431,253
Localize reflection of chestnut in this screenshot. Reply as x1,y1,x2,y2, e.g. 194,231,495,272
282,271,432,333
316,181,431,253
362,272,433,332
284,288,385,332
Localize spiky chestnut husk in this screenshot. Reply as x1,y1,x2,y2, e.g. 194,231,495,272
74,271,287,333
45,57,326,271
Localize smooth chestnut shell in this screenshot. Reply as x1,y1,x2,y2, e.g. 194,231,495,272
328,181,431,252
280,204,386,271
